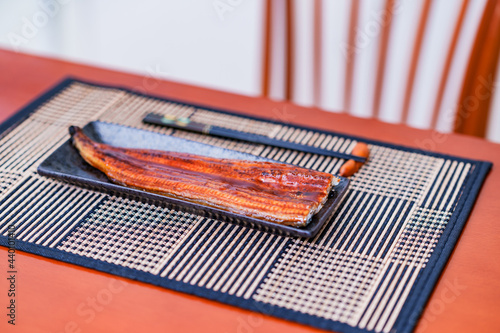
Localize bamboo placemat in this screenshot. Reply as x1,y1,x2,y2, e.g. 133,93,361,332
0,78,491,333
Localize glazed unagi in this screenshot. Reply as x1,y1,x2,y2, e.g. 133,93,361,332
69,126,335,227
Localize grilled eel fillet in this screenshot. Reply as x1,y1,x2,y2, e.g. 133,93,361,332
69,126,336,227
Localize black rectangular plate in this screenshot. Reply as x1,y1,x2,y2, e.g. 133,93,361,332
37,121,350,238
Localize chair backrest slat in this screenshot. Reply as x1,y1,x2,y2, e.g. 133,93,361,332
454,0,500,137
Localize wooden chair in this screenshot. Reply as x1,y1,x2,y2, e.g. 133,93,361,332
261,0,500,139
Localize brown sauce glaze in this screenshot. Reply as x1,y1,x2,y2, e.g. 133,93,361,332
70,126,335,227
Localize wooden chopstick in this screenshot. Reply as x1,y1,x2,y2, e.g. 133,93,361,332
143,113,367,163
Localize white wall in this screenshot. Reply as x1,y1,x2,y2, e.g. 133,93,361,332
1,0,499,143
0,0,265,96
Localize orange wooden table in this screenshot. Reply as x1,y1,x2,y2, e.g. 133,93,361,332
1,49,499,333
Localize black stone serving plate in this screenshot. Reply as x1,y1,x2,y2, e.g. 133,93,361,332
37,121,350,238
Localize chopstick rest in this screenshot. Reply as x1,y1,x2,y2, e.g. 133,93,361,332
339,143,370,177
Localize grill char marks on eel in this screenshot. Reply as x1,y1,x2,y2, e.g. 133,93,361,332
69,126,335,227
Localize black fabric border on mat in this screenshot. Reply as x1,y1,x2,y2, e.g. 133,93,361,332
0,77,492,333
